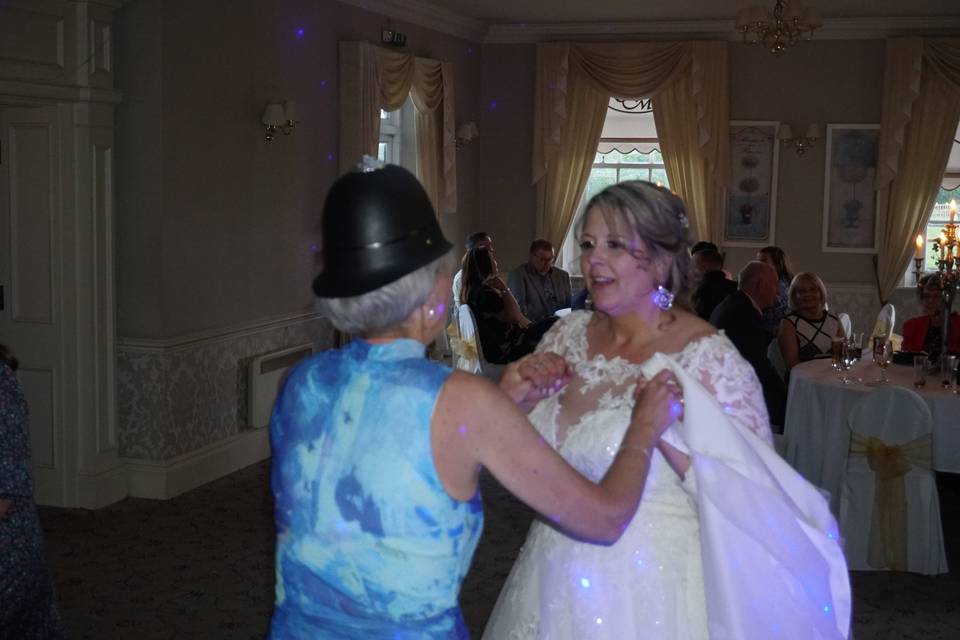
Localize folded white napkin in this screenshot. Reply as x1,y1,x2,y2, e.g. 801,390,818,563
871,303,896,342
838,313,852,338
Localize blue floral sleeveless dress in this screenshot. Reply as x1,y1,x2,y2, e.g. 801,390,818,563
268,339,483,639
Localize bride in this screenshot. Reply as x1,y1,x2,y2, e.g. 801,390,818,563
483,181,850,640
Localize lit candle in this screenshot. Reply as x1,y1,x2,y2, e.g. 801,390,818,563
656,181,663,188
915,233,924,258
951,199,957,225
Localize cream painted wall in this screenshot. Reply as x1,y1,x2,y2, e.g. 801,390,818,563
479,44,537,269
115,0,482,339
726,39,885,282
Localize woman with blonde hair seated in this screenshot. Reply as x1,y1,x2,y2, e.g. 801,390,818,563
778,271,843,369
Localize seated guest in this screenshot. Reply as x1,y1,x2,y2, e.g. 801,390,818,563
778,272,843,368
452,231,493,306
462,247,557,364
902,274,960,359
710,261,786,429
690,248,737,320
506,239,572,322
757,245,794,339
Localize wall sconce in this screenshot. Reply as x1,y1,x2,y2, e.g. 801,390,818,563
262,100,300,142
455,121,479,149
778,122,820,156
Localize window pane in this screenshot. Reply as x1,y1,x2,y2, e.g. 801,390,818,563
380,109,389,119
647,149,664,164
378,142,390,162
585,168,618,201
619,168,649,182
650,168,670,189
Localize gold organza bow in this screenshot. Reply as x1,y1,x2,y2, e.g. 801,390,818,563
848,432,932,571
447,323,478,363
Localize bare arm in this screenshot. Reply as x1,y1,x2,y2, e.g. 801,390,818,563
778,318,800,368
487,276,530,328
432,370,682,545
498,352,572,413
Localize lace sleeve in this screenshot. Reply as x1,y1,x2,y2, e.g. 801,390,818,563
534,311,589,361
678,334,774,446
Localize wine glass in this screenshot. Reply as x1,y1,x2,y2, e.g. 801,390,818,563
839,334,862,384
873,338,892,384
830,338,844,371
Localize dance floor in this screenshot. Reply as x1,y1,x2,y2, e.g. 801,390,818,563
38,461,960,639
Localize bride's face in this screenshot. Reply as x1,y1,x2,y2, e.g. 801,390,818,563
579,207,663,317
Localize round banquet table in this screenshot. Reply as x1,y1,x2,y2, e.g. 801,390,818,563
784,357,960,513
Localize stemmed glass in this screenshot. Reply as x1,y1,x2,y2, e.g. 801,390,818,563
872,337,893,385
839,334,862,384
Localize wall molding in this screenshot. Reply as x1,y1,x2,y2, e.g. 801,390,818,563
123,428,270,500
118,308,324,354
335,0,488,43
486,16,960,44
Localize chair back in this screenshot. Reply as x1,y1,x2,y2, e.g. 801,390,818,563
452,303,483,374
848,386,931,443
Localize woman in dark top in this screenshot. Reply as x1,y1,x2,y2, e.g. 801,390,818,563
777,272,843,368
902,274,960,360
461,247,557,364
0,344,65,638
757,245,794,339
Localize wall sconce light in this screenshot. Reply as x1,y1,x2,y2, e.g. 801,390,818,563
455,121,479,149
778,122,820,156
262,100,300,142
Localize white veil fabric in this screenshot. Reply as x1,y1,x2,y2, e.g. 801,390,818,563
640,353,851,640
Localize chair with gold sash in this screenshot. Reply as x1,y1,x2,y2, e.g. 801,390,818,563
448,303,504,382
838,387,948,574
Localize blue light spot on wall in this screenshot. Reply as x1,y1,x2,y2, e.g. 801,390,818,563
458,423,468,436
327,153,335,161
295,28,305,38
823,604,831,614
489,100,498,110
580,577,591,588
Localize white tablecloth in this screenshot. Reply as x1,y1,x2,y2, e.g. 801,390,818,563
785,358,960,512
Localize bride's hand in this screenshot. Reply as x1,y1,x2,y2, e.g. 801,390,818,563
631,370,684,438
499,352,571,412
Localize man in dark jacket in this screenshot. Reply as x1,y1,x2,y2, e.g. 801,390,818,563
710,261,787,430
691,248,738,320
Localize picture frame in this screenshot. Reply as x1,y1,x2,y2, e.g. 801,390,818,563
725,121,780,247
821,124,880,253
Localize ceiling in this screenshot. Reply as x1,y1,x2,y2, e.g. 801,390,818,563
419,0,960,25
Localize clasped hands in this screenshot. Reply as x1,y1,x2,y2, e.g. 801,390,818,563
501,352,684,430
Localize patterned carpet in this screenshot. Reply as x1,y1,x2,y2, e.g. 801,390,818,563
37,462,960,639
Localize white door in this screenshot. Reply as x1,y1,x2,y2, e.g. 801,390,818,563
0,104,64,504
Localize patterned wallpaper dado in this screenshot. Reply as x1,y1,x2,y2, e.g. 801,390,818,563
117,314,335,461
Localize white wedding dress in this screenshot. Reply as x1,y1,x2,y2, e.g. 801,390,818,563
483,312,850,640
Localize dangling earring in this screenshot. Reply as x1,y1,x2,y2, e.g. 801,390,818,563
652,285,674,310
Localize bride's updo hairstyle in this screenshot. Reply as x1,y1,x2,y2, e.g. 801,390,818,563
577,180,693,303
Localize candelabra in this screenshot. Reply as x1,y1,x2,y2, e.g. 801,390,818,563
930,208,959,364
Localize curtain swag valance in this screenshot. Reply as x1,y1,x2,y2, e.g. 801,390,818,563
339,41,457,214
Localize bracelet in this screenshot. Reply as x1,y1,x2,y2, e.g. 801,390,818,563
617,444,652,460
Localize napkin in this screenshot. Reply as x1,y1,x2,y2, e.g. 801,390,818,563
871,303,896,342
838,313,852,338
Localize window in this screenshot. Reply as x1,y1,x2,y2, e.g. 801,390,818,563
904,123,960,284
377,96,417,171
558,98,667,275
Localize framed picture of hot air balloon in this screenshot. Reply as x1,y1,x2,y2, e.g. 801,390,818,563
725,121,779,247
822,124,880,253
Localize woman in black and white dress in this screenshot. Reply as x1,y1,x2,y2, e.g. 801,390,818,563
778,271,843,368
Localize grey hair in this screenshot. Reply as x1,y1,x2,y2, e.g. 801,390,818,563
787,271,829,312
315,249,456,335
576,181,693,301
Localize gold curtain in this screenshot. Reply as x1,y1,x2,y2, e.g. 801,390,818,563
338,42,457,214
531,41,729,248
874,38,960,301
654,42,730,244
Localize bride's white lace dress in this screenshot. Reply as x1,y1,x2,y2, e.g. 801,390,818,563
482,311,774,640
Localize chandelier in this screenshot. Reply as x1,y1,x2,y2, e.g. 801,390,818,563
735,0,822,56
